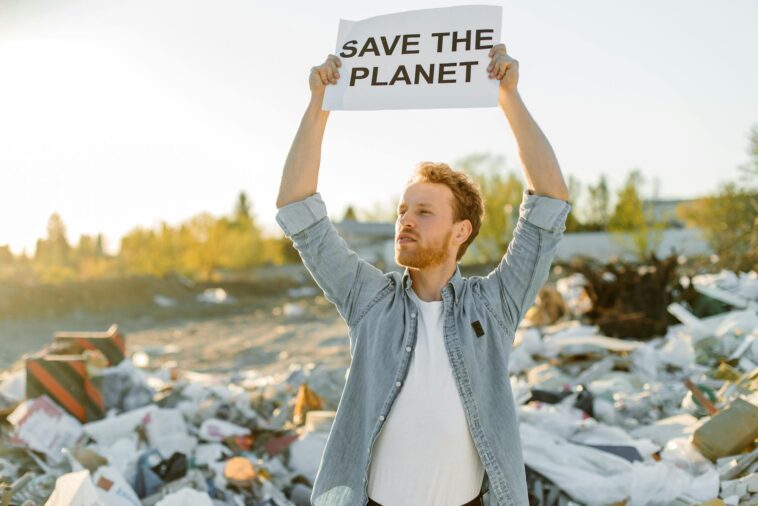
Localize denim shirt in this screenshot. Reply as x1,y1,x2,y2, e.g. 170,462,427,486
276,189,570,506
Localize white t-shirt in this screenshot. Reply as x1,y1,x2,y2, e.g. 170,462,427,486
367,289,485,505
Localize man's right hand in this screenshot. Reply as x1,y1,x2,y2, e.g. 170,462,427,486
309,55,341,97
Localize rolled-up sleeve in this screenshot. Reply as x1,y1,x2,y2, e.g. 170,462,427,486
275,193,389,335
518,189,571,233
480,188,571,338
275,193,328,238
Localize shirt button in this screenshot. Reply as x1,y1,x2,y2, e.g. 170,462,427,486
410,312,416,318
405,346,412,352
395,381,402,387
379,415,385,421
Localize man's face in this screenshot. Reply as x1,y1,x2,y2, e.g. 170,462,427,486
395,181,457,269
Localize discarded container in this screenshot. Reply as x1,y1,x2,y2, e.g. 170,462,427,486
54,324,126,367
26,353,105,423
692,398,758,461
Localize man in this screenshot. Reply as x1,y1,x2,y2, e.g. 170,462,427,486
276,43,570,506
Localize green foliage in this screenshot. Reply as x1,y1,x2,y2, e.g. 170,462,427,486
585,174,611,230
2,190,296,284
353,198,400,222
678,125,758,271
607,170,665,260
118,193,279,281
342,206,358,221
455,153,524,263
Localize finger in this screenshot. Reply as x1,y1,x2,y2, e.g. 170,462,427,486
488,54,507,72
488,43,504,57
499,61,513,80
497,62,507,80
487,59,498,78
327,54,341,67
326,62,338,82
317,67,329,85
488,59,501,78
488,54,503,72
489,43,506,57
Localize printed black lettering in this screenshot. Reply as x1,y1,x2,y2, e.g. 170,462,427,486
370,67,388,86
438,62,456,83
451,30,472,52
430,32,450,53
340,40,358,58
380,35,401,56
350,67,369,86
389,65,411,85
402,34,420,54
358,37,381,57
475,29,494,50
459,61,478,82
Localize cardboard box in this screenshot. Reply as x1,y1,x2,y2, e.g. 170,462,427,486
692,397,758,461
26,354,105,423
53,324,126,366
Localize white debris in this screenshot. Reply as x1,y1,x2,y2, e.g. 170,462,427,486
197,288,236,304
9,396,83,465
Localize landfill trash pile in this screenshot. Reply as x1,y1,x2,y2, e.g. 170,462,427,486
0,266,755,506
0,323,346,505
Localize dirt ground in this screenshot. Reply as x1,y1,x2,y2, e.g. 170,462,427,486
0,276,352,377
125,295,352,378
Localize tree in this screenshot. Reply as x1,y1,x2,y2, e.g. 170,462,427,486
456,153,524,263
0,245,13,264
739,124,758,182
678,125,758,270
608,170,664,260
585,174,610,230
355,198,400,222
564,174,583,232
342,206,358,221
35,212,72,265
234,191,252,223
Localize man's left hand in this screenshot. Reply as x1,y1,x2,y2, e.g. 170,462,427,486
487,43,519,93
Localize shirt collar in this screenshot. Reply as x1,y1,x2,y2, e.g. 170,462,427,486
401,265,463,304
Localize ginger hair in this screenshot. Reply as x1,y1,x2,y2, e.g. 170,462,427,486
408,162,484,260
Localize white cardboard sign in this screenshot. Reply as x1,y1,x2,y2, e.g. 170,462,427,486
323,5,502,111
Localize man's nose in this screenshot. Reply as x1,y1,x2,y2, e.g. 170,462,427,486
398,214,414,229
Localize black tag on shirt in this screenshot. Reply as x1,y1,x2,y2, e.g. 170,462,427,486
472,320,485,338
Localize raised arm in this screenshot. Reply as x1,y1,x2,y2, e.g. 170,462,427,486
276,55,341,208
479,44,571,335
275,55,389,337
488,43,569,202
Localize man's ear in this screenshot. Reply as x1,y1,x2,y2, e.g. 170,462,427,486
454,220,473,246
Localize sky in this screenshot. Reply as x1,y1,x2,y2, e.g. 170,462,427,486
1,0,757,256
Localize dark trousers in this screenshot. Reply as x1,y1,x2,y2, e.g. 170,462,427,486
367,490,484,506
